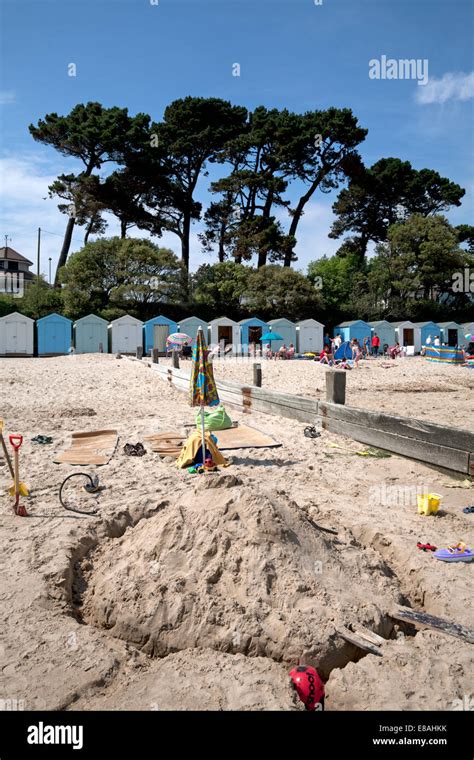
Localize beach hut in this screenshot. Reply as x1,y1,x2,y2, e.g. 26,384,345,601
239,317,269,354
178,316,209,344
414,321,439,347
334,320,371,345
209,317,240,351
267,318,297,352
108,315,143,355
368,321,396,351
391,321,421,354
438,321,463,347
74,314,108,354
37,313,72,357
296,319,324,353
0,312,34,357
144,315,178,354
462,322,474,340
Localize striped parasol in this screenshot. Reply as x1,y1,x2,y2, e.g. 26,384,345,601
189,327,220,466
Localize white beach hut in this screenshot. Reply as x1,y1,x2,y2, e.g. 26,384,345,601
438,321,463,347
108,315,143,355
296,319,324,353
0,312,34,357
391,321,421,354
209,317,240,352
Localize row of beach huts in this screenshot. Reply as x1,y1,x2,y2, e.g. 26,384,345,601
0,312,473,357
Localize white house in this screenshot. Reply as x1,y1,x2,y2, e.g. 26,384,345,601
0,312,34,357
108,315,143,355
209,317,240,352
296,319,324,353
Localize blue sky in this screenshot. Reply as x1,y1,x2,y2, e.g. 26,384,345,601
1,0,473,278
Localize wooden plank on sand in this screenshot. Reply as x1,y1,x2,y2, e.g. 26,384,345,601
337,627,383,656
390,607,474,644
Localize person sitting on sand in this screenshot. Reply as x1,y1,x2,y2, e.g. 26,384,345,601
286,343,295,359
319,346,333,365
181,342,192,359
277,344,287,359
264,343,273,359
388,342,401,359
434,336,441,347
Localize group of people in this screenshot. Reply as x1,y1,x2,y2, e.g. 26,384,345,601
319,331,410,367
264,343,295,360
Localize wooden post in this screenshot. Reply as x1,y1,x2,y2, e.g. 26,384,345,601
326,370,346,405
253,363,262,387
152,348,159,364
172,349,180,369
136,346,143,360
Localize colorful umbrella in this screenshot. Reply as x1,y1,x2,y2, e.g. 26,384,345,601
189,327,220,466
166,332,192,345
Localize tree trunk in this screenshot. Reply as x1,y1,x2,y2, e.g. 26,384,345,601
120,219,127,239
84,219,95,246
257,250,267,268
284,173,325,266
182,213,191,272
54,216,76,286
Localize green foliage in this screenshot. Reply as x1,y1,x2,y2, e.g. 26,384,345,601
60,237,185,320
242,265,324,321
192,262,251,318
0,280,63,320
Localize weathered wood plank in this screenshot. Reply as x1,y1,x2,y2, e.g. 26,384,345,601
318,402,474,454
390,607,474,644
354,627,386,647
318,414,470,473
326,371,346,405
337,627,383,656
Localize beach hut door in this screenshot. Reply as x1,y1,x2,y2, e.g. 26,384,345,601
6,317,26,354
447,329,457,346
248,326,262,343
403,328,414,346
218,325,232,346
89,324,101,350
153,324,168,352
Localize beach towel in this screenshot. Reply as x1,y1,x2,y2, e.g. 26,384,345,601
54,430,118,466
143,432,186,458
176,430,229,469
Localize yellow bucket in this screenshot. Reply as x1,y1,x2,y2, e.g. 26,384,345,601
417,493,442,515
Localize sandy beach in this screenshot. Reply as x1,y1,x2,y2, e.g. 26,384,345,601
0,353,473,711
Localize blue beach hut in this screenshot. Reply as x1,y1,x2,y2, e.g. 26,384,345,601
334,320,371,345
368,321,396,350
267,318,297,351
239,317,269,353
178,316,209,344
414,321,439,347
37,313,72,356
144,315,178,354
74,314,108,354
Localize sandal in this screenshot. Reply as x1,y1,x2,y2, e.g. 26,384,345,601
434,542,474,562
123,442,146,457
462,506,474,514
304,426,321,439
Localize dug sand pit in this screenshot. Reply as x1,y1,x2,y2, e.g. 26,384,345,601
80,479,399,672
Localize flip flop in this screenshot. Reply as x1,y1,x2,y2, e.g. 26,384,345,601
304,426,321,439
417,542,437,552
462,506,474,514
434,542,474,562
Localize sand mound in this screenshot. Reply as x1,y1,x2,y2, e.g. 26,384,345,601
70,649,298,711
81,482,399,672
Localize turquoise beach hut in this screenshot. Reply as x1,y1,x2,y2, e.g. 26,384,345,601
368,321,396,350
37,313,72,356
334,320,371,345
414,321,439,347
178,316,209,344
239,317,269,352
267,318,297,351
144,315,178,354
74,314,109,354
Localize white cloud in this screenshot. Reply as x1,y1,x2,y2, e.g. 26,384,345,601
416,71,474,104
0,91,15,105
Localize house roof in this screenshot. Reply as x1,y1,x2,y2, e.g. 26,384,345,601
391,321,416,327
337,320,369,328
414,321,438,327
0,247,33,266
296,319,324,327
438,322,461,328
368,320,392,327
